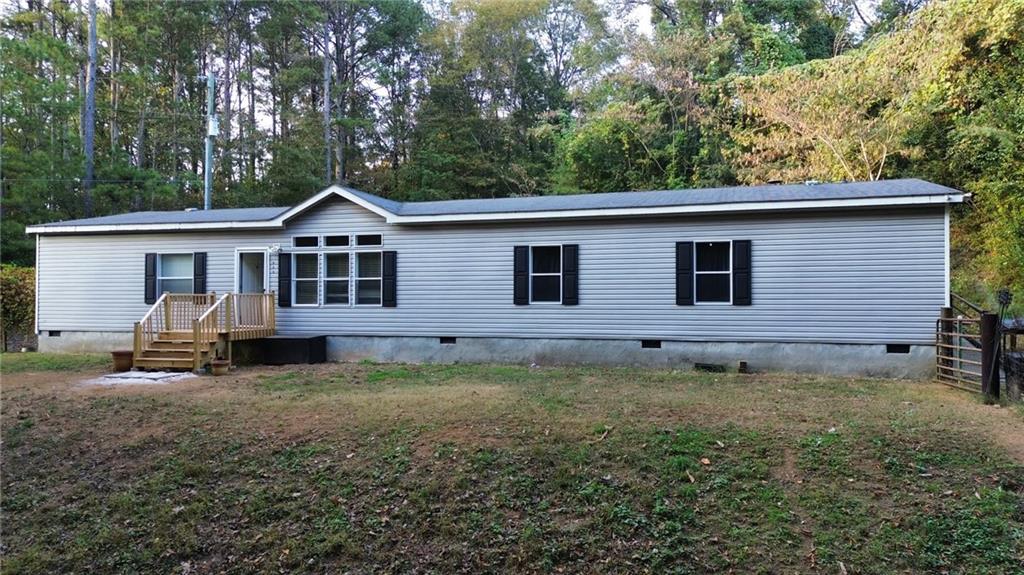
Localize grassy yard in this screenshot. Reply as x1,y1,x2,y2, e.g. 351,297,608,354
2,356,1022,574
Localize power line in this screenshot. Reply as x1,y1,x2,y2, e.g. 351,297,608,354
2,178,183,183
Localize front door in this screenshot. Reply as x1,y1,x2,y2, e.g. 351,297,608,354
236,251,268,327
238,251,266,294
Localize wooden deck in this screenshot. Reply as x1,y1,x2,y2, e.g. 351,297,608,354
133,293,276,371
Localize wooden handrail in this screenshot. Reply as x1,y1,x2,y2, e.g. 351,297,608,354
135,292,277,371
193,294,230,371
139,293,168,324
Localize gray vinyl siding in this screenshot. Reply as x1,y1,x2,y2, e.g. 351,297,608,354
36,198,947,344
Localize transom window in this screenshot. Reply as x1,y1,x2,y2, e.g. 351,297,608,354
356,252,382,305
695,241,731,303
530,245,561,303
356,234,383,246
292,253,319,305
157,254,193,294
293,236,318,248
324,235,349,247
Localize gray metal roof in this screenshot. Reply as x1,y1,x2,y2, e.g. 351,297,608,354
32,206,290,228
355,179,961,216
30,179,960,230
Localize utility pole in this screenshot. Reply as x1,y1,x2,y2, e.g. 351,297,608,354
203,73,217,210
323,21,332,184
83,0,97,216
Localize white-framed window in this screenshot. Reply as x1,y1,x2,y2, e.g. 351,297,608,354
355,251,382,305
529,245,561,303
157,253,193,294
292,253,319,306
293,236,318,248
324,235,350,247
694,241,731,304
324,252,350,305
356,234,383,247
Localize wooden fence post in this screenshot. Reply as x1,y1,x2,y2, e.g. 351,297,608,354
980,312,1000,403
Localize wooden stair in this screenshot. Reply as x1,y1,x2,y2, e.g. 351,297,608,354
133,292,276,372
134,331,216,371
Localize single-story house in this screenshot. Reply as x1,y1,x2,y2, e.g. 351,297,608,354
26,178,964,376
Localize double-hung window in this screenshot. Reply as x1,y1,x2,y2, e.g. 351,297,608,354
356,252,382,305
282,234,393,307
694,241,731,303
292,253,319,306
324,253,350,305
157,254,193,294
530,245,561,303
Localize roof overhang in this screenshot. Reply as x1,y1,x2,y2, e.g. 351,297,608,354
25,186,965,235
385,192,965,224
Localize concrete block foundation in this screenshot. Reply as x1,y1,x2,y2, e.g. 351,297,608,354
35,331,935,378
326,335,934,378
38,330,133,353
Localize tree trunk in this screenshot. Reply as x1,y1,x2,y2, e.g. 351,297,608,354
323,20,332,184
172,64,180,178
109,0,118,161
247,32,256,182
133,99,147,210
83,0,97,217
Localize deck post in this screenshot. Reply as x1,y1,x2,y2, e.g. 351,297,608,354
192,319,202,373
133,322,142,363
980,312,1000,403
162,292,171,331
226,294,234,341
269,291,276,332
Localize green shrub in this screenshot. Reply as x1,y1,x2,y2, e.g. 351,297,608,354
1,264,35,350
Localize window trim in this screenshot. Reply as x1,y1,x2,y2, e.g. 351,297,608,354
233,247,270,294
355,250,384,307
322,251,351,306
156,252,194,295
693,240,732,305
291,252,321,307
529,244,563,304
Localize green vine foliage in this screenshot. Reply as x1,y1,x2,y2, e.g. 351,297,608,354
1,264,35,348
733,0,1024,313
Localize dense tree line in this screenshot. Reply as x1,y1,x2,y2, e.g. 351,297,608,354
1,0,1021,308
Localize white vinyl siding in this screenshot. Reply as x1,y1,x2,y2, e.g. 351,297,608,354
36,197,948,345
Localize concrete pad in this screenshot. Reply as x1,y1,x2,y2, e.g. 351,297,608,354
82,371,198,387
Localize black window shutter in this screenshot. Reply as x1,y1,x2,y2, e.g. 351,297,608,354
382,251,397,307
676,242,694,306
561,244,579,306
732,240,752,306
513,246,529,305
144,253,157,304
193,252,207,294
278,252,291,307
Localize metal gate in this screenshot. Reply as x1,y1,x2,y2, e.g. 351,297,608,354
936,316,984,392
